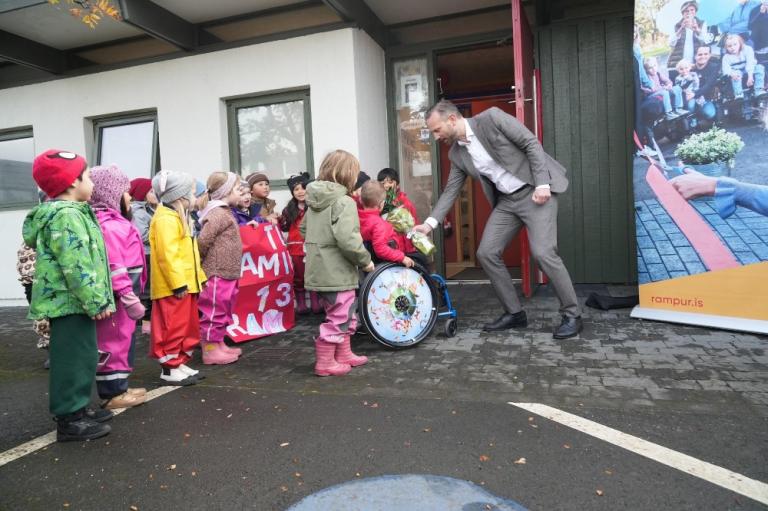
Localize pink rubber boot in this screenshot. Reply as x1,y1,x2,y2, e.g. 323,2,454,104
220,344,242,357
314,339,351,376
335,335,368,367
202,342,239,365
310,292,322,314
296,290,310,315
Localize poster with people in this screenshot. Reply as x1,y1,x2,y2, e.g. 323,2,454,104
227,224,296,342
632,0,768,332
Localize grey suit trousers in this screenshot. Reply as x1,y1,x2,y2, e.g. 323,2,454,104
476,186,580,318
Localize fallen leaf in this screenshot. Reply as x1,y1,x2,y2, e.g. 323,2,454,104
280,486,288,492
513,457,526,465
63,504,70,509
280,442,290,447
422,428,431,433
227,414,233,419
596,489,604,496
200,399,205,402
370,403,379,408
355,472,362,477
168,464,176,471
563,444,571,449
479,455,490,462
530,424,538,429
184,433,191,438
604,469,613,475
130,506,138,511
528,416,534,422
191,471,197,477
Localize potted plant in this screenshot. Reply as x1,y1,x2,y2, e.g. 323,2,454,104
674,127,744,178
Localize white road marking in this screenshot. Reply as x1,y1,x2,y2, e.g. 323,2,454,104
509,402,768,506
0,386,179,468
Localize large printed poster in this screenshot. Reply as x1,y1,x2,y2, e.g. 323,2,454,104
632,0,768,332
227,224,296,343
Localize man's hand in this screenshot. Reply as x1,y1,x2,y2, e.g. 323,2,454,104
412,223,432,235
93,309,112,321
532,187,551,205
401,256,415,268
362,261,375,273
669,168,717,200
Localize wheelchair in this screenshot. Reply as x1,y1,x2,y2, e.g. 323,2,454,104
358,262,458,349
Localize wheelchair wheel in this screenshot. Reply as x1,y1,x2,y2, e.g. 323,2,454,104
358,262,438,349
444,318,458,338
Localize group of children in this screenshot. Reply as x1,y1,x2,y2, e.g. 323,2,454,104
21,146,421,441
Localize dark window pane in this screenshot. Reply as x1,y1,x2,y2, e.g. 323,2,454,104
0,136,37,207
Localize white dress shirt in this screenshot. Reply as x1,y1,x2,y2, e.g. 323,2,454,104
425,118,549,229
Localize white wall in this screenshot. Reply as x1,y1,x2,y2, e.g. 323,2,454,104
0,28,389,302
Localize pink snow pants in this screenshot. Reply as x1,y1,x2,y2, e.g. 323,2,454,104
317,290,358,344
198,276,239,344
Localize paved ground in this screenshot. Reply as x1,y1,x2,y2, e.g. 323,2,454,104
1,283,767,510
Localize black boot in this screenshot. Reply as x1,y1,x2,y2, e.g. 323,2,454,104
85,408,113,423
482,311,527,332
56,410,111,442
553,316,583,339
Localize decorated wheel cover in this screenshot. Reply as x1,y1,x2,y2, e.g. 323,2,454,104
359,263,438,348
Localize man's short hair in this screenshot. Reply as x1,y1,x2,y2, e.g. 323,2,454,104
426,99,462,120
361,180,386,208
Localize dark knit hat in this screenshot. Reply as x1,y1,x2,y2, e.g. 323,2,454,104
129,178,152,201
32,149,87,198
680,1,697,13
377,167,399,184
354,171,371,191
246,172,269,188
287,172,310,192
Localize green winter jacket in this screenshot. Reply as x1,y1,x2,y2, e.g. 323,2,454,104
22,200,115,320
301,181,371,292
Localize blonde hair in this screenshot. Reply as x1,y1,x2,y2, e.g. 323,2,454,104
317,150,360,193
724,34,744,54
196,171,229,211
361,180,385,208
167,199,192,237
676,59,692,72
643,56,657,69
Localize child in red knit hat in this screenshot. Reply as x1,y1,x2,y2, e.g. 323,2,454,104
23,149,115,442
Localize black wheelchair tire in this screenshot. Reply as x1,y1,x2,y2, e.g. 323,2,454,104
444,318,458,338
358,262,439,349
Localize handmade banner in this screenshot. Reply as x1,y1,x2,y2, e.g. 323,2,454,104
632,0,768,333
227,224,295,342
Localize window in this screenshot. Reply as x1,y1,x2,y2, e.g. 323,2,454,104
94,112,160,179
0,129,37,209
227,89,313,187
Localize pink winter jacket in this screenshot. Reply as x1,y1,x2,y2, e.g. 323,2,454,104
95,208,147,297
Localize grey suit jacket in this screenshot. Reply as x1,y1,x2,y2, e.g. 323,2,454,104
430,107,568,223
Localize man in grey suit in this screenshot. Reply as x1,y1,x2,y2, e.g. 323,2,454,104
414,100,582,339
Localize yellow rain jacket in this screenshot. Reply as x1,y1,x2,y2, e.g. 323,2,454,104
149,205,206,299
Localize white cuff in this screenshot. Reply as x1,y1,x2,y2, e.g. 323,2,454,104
425,217,439,230
535,184,550,190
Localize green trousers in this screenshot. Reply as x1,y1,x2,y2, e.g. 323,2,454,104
49,314,97,417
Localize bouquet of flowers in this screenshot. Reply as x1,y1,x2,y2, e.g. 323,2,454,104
385,207,435,256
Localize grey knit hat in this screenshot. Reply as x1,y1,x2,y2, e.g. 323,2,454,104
152,170,195,204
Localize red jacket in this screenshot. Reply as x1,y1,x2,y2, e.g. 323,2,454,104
283,207,306,257
358,209,406,263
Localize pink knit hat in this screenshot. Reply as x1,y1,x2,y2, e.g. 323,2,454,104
89,165,130,211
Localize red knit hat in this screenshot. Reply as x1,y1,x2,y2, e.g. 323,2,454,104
32,149,87,198
129,178,153,201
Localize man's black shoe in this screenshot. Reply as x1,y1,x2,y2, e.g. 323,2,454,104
553,315,582,339
482,311,527,332
56,414,111,442
85,407,113,423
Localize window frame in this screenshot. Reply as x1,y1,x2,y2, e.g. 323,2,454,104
0,127,37,210
93,111,160,178
226,88,314,190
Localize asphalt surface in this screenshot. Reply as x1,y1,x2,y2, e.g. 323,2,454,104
1,284,766,510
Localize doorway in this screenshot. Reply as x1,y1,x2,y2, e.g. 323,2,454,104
436,43,521,279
